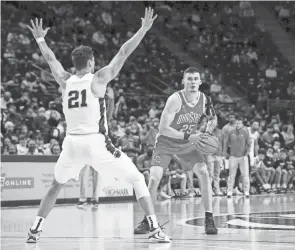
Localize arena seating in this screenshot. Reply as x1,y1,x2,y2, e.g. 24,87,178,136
1,1,294,195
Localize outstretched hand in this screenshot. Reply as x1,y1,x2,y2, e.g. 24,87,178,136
27,18,50,40
141,7,158,31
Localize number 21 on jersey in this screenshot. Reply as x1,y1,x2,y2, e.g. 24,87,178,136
180,124,194,134
68,89,87,109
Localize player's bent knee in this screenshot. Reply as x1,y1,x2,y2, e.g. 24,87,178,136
150,166,164,183
194,163,209,177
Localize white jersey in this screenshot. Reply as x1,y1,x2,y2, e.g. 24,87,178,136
248,127,259,155
63,73,108,135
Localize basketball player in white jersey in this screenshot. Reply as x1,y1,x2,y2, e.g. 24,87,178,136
26,9,171,243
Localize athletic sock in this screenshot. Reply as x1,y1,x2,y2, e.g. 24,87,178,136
31,216,45,231
205,211,213,219
147,215,159,229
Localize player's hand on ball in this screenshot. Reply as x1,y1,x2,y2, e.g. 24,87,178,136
27,18,50,40
188,133,201,143
141,7,158,31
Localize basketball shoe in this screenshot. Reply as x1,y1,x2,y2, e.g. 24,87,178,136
25,228,41,243
134,216,150,234
205,216,218,235
149,226,172,243
91,199,99,208
77,200,88,208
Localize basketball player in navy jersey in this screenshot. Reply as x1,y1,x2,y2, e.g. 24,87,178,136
134,67,218,235
26,8,171,243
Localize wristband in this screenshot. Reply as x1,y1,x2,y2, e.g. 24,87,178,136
36,37,45,43
184,133,190,140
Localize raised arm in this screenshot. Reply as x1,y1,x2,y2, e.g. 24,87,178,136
94,7,157,87
27,18,71,89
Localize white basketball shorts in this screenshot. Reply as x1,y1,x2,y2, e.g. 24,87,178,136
54,133,139,184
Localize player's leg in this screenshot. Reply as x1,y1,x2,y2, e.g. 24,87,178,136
26,135,87,243
142,170,150,185
288,170,295,189
207,159,214,185
91,166,99,206
192,162,218,235
213,157,222,195
239,157,250,197
227,156,239,197
77,165,89,208
134,153,171,234
281,169,288,190
274,167,282,191
92,140,171,242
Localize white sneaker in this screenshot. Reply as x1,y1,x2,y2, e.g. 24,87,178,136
25,228,41,243
149,227,172,243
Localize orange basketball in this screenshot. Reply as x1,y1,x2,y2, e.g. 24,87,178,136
195,133,219,155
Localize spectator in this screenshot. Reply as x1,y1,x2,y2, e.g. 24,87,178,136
36,136,46,155
250,149,271,191
7,144,17,155
246,47,258,63
26,139,41,155
224,116,251,198
281,124,294,149
136,145,154,185
265,65,277,79
148,101,159,118
117,125,141,163
263,147,276,188
276,149,291,191
210,80,222,95
16,135,28,155
261,125,274,149
273,123,285,147
6,103,23,127
286,151,295,190
168,156,188,197
4,121,15,138
51,144,61,155
1,91,13,110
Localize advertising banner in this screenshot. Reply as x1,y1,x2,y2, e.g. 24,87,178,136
1,158,134,203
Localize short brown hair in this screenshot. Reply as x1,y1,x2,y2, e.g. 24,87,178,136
183,67,199,76
71,45,93,70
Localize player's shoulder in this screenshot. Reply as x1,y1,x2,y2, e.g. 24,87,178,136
165,92,182,109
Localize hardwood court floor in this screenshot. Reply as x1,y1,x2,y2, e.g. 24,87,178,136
1,193,295,250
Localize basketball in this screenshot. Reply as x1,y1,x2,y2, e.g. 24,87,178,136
194,133,219,155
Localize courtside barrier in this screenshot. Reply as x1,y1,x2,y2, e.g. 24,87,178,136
1,155,135,207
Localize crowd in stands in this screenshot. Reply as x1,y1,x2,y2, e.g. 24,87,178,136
272,1,295,38
154,1,295,108
1,1,295,197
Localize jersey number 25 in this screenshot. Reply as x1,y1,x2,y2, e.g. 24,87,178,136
180,124,194,134
68,89,87,109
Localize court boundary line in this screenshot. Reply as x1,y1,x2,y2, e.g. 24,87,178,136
1,236,295,245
